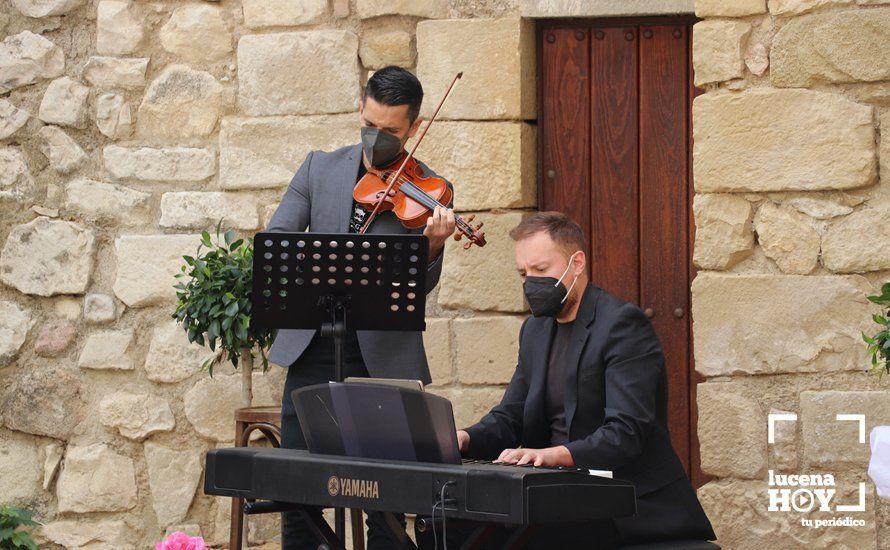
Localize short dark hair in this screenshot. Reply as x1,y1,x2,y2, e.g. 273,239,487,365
363,66,424,122
509,211,588,255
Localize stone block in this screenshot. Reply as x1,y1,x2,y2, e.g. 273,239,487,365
144,442,203,527
0,99,29,139
77,329,134,370
693,89,875,192
160,192,258,230
822,206,890,273
772,8,890,86
12,0,86,17
753,201,820,275
219,114,355,189
183,372,284,442
113,234,197,307
692,193,754,270
41,520,133,550
438,210,528,313
698,479,875,549
0,217,95,296
428,387,504,430
56,443,137,513
144,321,213,384
34,322,75,357
238,31,360,116
65,178,151,225
692,20,751,85
696,0,766,16
103,145,216,182
82,56,148,89
454,316,523,385
801,390,890,468
697,381,766,479
0,429,41,504
0,301,31,367
99,392,175,439
417,18,535,120
137,65,223,141
0,31,64,94
356,0,447,18
160,4,232,63
692,273,876,376
0,147,35,203
38,126,87,174
95,93,133,139
769,0,854,15
38,76,89,128
1,366,84,439
424,317,452,385
420,121,536,210
83,293,117,324
243,0,327,28
359,30,414,69
96,0,143,55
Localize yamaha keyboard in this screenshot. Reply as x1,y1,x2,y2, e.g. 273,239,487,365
204,447,636,525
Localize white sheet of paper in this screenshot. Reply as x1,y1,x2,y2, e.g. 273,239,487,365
588,469,613,478
868,426,890,500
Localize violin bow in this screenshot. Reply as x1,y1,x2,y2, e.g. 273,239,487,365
359,71,463,235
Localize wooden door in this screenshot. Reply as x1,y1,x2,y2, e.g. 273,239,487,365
539,18,706,487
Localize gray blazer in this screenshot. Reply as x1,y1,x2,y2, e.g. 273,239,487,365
265,143,448,384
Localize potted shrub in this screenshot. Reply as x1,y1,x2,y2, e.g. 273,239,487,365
0,506,39,550
863,282,890,377
173,222,276,407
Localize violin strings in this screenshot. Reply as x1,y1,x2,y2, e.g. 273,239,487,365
380,172,474,232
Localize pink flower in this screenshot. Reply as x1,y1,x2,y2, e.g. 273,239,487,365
155,532,206,550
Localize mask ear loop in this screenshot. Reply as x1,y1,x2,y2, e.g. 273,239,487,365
558,252,580,304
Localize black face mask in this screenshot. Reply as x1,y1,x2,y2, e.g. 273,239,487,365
523,253,579,318
360,127,403,168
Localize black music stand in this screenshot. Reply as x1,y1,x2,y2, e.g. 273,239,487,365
251,231,428,546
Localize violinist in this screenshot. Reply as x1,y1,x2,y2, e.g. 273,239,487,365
265,66,457,550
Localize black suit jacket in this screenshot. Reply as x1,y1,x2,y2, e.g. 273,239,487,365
464,284,715,544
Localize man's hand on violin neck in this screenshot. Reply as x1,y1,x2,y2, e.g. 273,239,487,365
424,205,456,260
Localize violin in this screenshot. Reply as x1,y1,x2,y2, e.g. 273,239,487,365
352,72,487,250
353,152,486,248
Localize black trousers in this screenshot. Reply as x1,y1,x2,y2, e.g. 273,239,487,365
280,331,406,550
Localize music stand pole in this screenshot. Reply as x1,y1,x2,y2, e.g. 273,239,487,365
319,298,348,541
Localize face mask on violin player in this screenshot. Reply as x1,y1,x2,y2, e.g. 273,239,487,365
358,95,457,260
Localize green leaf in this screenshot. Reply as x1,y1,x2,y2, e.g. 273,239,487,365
201,230,212,248
225,302,240,316
224,229,236,246
230,238,244,251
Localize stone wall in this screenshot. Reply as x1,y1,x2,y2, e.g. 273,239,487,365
0,0,531,547
691,0,890,548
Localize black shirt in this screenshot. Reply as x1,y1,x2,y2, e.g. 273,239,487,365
348,162,370,234
546,320,574,446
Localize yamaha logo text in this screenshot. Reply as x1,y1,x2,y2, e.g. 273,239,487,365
326,475,380,499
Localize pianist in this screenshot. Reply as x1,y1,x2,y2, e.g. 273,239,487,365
445,212,715,548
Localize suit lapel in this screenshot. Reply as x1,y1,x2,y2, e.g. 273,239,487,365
564,285,600,436
337,144,363,232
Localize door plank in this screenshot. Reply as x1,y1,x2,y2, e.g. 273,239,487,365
541,28,591,244
589,27,639,304
638,23,691,472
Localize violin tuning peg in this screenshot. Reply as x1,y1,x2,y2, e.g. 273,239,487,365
475,222,484,230
453,233,463,241
463,241,473,250
466,214,476,223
